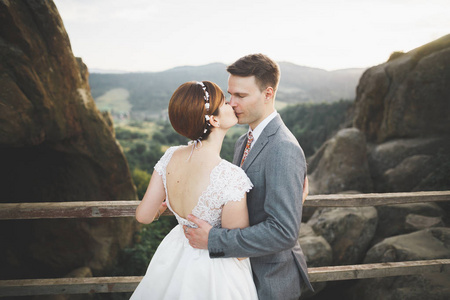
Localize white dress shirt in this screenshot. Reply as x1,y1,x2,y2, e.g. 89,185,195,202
247,110,278,149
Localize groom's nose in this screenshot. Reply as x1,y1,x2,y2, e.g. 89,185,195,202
229,96,237,107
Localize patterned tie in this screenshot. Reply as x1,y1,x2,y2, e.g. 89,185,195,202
240,131,254,167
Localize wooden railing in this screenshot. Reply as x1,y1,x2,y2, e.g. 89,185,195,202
0,191,449,297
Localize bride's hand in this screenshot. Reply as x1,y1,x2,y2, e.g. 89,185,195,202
302,176,309,204
153,201,168,221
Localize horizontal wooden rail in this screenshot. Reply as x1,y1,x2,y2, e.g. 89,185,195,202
0,276,142,297
0,201,141,220
308,259,449,282
1,191,449,220
305,190,450,207
0,259,448,296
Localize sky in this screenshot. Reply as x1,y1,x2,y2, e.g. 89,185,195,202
54,0,450,73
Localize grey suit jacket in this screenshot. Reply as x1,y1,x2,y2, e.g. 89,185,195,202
208,114,313,299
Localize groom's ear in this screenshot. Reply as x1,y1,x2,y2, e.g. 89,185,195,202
264,87,274,102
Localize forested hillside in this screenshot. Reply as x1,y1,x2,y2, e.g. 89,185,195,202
281,100,354,156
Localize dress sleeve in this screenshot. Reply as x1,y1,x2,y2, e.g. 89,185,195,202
222,165,253,205
154,146,178,177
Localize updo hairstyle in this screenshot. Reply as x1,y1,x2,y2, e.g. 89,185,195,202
168,81,224,141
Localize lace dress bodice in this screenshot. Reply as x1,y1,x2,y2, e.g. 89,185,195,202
154,146,253,228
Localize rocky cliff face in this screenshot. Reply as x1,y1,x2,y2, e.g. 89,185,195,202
309,35,450,195
303,35,450,299
0,1,138,279
353,35,450,143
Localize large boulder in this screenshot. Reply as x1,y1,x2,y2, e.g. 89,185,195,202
366,137,450,192
0,1,137,279
308,128,373,194
347,228,450,300
353,34,450,143
366,227,450,262
307,206,378,265
383,155,436,192
298,223,332,297
373,202,445,245
299,223,333,267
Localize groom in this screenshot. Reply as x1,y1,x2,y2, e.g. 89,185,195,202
185,53,313,299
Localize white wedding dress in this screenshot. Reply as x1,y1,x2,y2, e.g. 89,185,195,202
130,146,258,300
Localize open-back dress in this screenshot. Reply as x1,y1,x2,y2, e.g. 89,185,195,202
130,146,258,300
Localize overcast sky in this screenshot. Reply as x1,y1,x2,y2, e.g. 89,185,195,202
54,0,450,72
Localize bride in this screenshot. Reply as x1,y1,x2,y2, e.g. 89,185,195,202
130,81,258,299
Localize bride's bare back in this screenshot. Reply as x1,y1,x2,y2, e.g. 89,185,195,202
166,146,223,219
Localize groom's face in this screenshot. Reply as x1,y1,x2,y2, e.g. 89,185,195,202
227,75,266,130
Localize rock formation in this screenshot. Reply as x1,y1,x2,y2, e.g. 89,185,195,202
0,0,138,279
347,228,450,300
353,35,450,143
368,136,450,192
308,128,373,194
303,35,450,299
308,35,450,195
355,34,450,193
373,202,445,245
307,206,378,265
298,223,332,296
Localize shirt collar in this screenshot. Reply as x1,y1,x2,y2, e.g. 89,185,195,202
248,110,277,147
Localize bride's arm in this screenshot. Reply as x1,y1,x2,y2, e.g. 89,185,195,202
135,170,166,224
222,194,249,260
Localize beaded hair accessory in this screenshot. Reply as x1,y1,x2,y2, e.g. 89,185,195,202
187,82,213,160
196,81,210,112
196,81,213,134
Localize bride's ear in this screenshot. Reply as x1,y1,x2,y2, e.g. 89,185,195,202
209,115,220,128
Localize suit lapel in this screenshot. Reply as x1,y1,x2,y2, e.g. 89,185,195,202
241,134,268,171
241,114,282,171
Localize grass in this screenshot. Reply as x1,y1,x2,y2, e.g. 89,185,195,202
115,121,158,136
96,88,132,114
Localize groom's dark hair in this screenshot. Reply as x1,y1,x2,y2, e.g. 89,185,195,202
227,53,280,92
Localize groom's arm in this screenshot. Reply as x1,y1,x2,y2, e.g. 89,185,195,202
213,141,305,258
187,139,306,258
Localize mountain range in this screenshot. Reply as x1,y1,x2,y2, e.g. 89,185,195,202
89,62,366,118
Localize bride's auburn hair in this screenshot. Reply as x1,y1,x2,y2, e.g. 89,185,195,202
168,81,224,141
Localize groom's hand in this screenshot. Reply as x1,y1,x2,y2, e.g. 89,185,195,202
183,214,212,249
